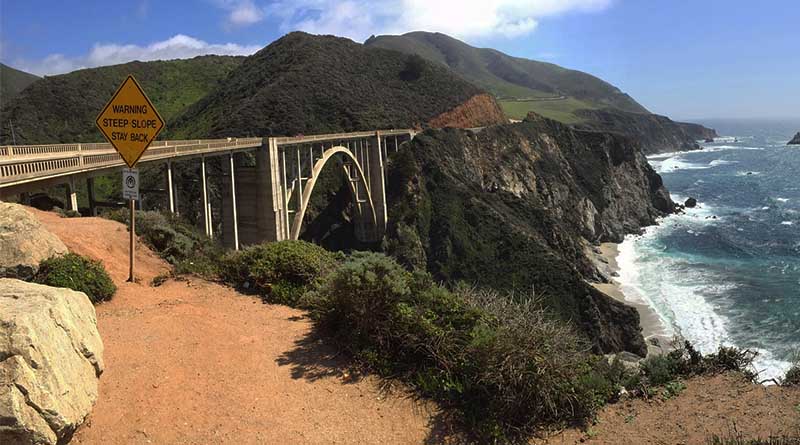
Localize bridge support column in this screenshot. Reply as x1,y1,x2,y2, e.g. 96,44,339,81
201,156,211,237
225,139,286,247
166,161,175,214
352,133,388,243
87,177,97,216
370,132,388,237
66,178,78,212
228,153,239,250
263,138,288,241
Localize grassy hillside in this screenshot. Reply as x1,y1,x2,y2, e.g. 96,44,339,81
168,32,488,138
0,56,243,144
1,63,40,105
365,31,649,123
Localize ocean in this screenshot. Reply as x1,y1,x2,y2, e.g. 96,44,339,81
616,119,800,381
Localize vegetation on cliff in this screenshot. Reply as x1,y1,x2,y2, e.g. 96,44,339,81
0,63,39,104
365,31,648,115
0,56,243,144
364,31,717,153
383,116,674,354
168,32,501,139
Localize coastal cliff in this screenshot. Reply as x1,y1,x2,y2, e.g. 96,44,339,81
384,114,674,355
574,108,718,154
789,132,800,145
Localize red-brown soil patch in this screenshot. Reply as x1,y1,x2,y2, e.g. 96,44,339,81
538,373,800,445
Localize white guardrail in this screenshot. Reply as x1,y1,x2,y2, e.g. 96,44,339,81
0,130,415,190
0,138,263,188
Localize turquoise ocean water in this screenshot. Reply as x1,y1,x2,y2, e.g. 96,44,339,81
617,119,800,381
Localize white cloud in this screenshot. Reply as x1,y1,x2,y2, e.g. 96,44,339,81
268,0,612,41
217,0,265,29
12,35,261,76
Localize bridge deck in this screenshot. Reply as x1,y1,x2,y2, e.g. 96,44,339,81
0,129,414,195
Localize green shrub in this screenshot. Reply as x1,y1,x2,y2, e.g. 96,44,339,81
105,209,223,277
783,356,800,386
34,253,116,303
221,240,338,306
310,252,613,442
639,340,758,392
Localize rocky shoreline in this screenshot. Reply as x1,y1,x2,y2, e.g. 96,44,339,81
587,242,674,357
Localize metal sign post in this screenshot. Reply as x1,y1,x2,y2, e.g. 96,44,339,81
96,75,164,283
122,168,140,282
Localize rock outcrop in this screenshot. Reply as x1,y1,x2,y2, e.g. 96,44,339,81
0,202,68,280
574,108,718,155
789,132,800,145
428,93,508,128
385,115,674,356
0,279,104,445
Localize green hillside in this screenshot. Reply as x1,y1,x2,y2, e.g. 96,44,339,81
0,55,243,144
0,63,40,105
365,31,649,123
168,32,485,138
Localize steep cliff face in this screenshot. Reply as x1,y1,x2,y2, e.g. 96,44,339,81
678,121,719,142
428,93,507,128
385,116,674,355
574,108,717,154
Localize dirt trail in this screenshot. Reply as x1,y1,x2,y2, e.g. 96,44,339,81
32,210,437,445
29,208,800,445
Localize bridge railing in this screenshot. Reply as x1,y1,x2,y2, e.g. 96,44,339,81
0,138,263,188
0,129,413,192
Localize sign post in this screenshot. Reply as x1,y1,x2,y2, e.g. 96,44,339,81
95,75,164,282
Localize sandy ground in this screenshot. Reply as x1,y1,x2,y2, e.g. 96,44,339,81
32,209,440,445
539,373,800,445
588,242,674,356
27,208,800,445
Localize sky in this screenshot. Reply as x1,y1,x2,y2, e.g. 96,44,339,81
1,0,798,120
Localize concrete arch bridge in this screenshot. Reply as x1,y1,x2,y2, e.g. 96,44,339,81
0,129,416,249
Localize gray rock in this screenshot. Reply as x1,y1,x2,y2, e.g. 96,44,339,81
0,279,104,445
0,202,68,280
789,132,800,145
684,197,697,208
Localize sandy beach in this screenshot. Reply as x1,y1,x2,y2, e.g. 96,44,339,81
589,242,674,357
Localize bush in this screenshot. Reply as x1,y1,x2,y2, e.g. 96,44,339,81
309,252,614,442
34,253,116,304
105,209,223,277
639,341,758,392
783,355,800,386
221,240,338,306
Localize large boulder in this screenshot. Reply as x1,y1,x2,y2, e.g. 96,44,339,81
0,279,104,445
789,132,800,145
0,202,68,280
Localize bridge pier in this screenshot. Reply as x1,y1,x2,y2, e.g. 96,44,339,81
166,161,175,214
87,177,97,216
201,156,211,238
228,153,239,250
66,178,78,212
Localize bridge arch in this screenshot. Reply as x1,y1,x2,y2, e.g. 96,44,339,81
290,145,377,240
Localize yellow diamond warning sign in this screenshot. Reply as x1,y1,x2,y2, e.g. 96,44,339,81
96,75,164,168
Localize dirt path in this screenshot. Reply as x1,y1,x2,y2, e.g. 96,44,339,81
29,208,800,445
33,210,437,444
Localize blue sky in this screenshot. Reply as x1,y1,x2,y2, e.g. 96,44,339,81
1,0,798,119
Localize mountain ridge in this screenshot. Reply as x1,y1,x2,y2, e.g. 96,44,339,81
365,31,717,153
168,32,505,138
0,55,244,145
0,63,40,105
